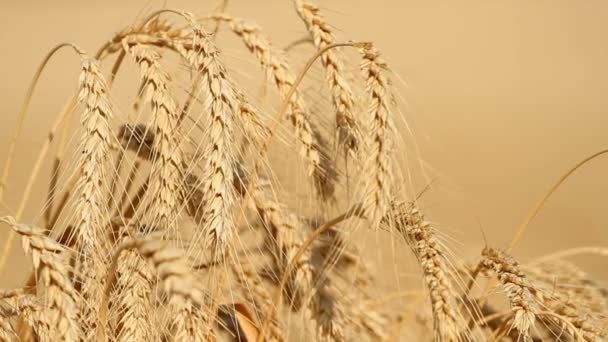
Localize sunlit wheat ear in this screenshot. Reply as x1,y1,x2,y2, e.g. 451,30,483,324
359,45,394,227
126,44,183,233
73,56,115,340
223,15,337,201
109,240,156,341
0,216,78,341
174,23,238,258
388,202,463,341
480,247,538,342
542,299,606,341
294,0,361,156
125,235,212,340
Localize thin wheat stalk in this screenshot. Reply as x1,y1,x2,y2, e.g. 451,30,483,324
294,0,360,155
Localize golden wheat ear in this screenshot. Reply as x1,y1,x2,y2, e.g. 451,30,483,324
174,23,239,259
478,247,538,342
294,0,361,157
1,216,78,341
126,44,184,235
387,202,465,341
217,15,339,201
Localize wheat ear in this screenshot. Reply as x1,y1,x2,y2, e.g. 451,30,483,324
109,239,156,341
480,247,538,342
221,15,337,200
359,45,394,226
389,202,463,341
0,216,78,341
73,56,115,340
174,22,238,257
294,0,360,155
126,44,183,233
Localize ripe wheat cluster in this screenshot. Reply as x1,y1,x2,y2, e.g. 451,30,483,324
0,1,606,341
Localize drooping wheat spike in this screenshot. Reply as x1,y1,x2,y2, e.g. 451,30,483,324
388,202,463,341
109,245,156,341
0,216,78,341
73,55,115,339
294,0,360,155
222,15,337,201
359,44,394,227
170,303,213,342
480,247,538,342
127,45,183,233
174,22,238,258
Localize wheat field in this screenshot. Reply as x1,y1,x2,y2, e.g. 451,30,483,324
0,1,607,341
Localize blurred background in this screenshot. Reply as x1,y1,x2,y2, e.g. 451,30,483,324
1,0,607,287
